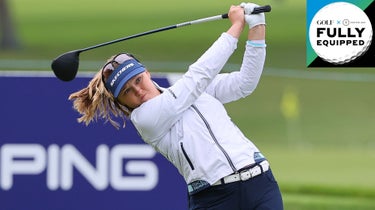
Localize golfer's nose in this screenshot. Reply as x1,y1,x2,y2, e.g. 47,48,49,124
133,85,143,96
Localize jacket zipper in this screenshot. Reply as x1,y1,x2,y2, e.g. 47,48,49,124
191,104,238,173
180,142,195,170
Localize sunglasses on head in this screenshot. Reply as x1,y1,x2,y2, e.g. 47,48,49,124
101,53,139,84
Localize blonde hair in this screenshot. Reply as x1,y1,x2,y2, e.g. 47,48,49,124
68,56,131,129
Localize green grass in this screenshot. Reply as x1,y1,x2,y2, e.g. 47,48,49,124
284,193,375,210
2,0,375,209
227,76,375,148
225,75,375,208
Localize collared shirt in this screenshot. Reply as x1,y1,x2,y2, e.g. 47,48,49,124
130,32,266,185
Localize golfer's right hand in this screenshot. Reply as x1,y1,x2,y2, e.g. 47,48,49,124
226,5,245,38
228,5,245,26
240,2,266,28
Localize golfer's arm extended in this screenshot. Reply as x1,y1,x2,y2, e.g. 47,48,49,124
205,25,266,103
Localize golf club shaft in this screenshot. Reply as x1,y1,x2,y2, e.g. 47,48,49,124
180,5,271,26
78,5,270,53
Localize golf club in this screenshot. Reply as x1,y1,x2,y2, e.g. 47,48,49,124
51,5,271,81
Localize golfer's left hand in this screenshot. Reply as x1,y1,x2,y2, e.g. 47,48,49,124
240,2,266,28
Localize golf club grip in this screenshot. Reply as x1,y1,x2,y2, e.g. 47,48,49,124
253,5,271,14
221,5,271,19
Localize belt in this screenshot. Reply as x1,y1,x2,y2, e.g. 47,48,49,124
212,160,270,186
187,160,270,195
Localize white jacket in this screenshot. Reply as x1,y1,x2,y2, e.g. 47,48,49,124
131,32,266,185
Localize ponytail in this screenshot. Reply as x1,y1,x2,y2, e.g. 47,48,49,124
68,71,130,129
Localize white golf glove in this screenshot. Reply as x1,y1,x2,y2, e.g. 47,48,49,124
240,2,266,28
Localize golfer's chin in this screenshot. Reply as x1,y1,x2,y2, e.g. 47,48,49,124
131,92,159,108
141,93,156,103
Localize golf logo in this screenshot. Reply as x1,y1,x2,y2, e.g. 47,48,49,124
307,0,375,67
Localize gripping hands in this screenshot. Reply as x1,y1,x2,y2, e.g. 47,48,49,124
240,2,266,28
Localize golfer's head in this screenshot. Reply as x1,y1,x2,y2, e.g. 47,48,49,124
101,53,146,98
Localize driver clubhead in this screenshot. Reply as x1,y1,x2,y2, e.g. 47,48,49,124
51,50,80,81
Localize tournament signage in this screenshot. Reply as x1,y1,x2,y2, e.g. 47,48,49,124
0,73,186,210
307,0,375,67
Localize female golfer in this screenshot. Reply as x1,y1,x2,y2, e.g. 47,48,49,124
69,3,283,210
